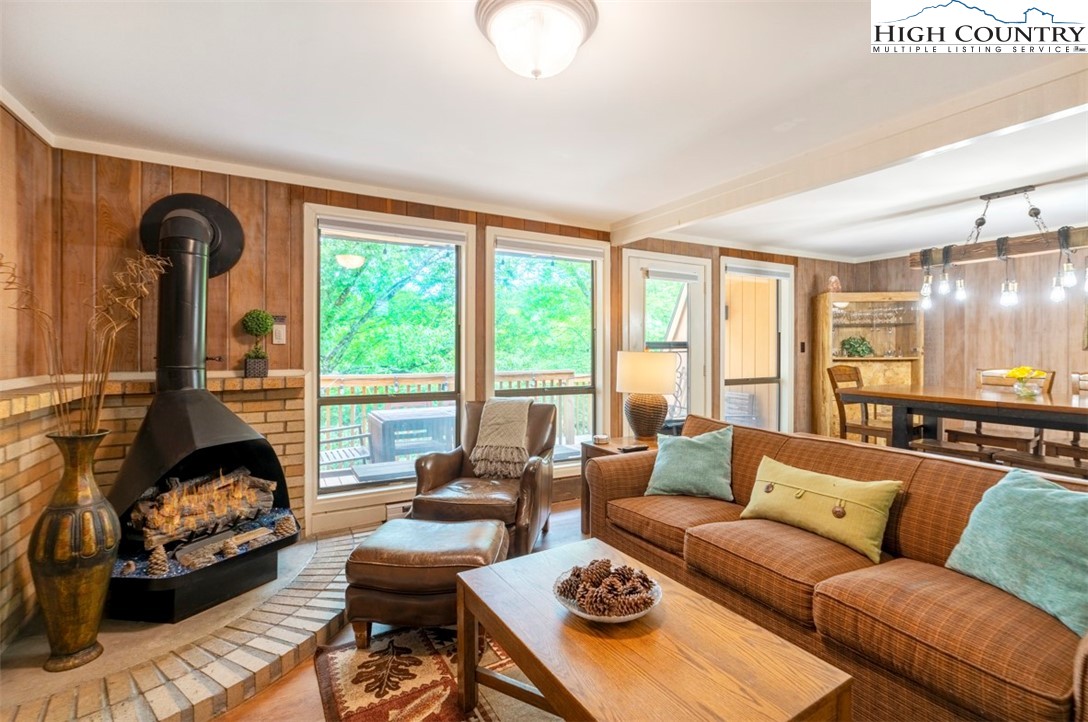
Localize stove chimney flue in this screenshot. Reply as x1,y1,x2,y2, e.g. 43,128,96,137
156,209,214,391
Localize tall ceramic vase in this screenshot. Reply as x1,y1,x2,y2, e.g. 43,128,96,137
28,431,120,672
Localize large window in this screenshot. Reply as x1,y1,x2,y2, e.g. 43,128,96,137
489,233,607,463
624,252,711,423
316,217,470,494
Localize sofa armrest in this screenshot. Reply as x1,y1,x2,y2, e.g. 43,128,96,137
585,450,657,536
413,447,465,495
1076,630,1088,722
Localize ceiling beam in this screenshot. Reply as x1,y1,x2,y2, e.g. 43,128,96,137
609,59,1088,246
907,226,1086,270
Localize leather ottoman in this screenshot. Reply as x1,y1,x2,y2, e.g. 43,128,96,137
345,518,509,647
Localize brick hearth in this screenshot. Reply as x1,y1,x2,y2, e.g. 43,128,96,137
1,530,357,722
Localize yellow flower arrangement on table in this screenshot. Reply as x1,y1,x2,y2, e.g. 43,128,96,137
1006,366,1047,381
1005,367,1046,397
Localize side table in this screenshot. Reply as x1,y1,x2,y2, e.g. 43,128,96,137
579,437,658,534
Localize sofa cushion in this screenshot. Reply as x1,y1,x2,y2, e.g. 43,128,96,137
646,425,734,501
740,457,902,563
685,519,875,626
813,558,1077,721
608,496,742,555
946,469,1088,635
726,425,790,506
891,457,1004,564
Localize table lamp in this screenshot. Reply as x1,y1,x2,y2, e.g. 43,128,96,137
616,351,676,439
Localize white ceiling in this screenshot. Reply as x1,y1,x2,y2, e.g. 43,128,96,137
1,1,1085,258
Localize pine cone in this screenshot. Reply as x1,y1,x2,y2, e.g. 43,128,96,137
147,545,169,577
632,570,654,591
577,585,614,616
611,565,637,584
582,558,612,587
609,592,655,616
556,573,581,600
599,576,625,599
221,538,239,558
274,515,297,537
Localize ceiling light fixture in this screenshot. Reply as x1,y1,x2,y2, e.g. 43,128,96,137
937,245,953,295
913,185,1081,309
475,0,599,79
997,237,1019,308
335,254,366,270
919,248,933,303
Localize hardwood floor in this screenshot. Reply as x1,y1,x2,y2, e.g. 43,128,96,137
218,499,587,721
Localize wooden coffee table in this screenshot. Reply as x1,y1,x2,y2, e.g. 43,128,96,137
457,538,852,720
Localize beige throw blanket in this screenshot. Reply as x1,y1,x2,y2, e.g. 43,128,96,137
470,398,532,479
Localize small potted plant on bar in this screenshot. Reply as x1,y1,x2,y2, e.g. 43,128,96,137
241,308,274,378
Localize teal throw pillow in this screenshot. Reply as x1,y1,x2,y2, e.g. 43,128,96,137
945,469,1088,636
645,426,734,502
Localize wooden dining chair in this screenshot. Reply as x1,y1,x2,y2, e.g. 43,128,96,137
993,372,1088,478
935,369,1053,458
826,365,893,444
1042,371,1087,463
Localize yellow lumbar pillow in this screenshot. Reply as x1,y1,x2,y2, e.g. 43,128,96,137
740,457,903,563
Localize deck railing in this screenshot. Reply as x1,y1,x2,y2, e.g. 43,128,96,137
318,371,594,488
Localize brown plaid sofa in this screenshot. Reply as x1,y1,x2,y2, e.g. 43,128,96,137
586,415,1088,722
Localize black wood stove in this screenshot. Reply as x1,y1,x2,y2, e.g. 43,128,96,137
106,194,298,623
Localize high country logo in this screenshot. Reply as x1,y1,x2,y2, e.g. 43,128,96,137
872,0,1086,52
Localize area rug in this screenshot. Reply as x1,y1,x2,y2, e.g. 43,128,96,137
314,626,558,722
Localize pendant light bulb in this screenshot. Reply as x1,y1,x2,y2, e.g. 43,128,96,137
937,271,951,295
999,280,1019,307
919,273,933,297
1060,261,1077,288
954,278,967,301
1049,277,1066,302
920,295,933,310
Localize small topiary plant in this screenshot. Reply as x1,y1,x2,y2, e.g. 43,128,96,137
241,308,275,360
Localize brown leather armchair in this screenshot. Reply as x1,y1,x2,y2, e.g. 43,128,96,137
412,401,556,557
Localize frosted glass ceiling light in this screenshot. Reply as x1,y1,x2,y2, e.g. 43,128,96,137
476,0,598,79
335,254,366,269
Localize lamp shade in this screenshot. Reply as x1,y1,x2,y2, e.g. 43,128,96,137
615,351,675,395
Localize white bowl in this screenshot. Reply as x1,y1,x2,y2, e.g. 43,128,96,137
552,568,662,623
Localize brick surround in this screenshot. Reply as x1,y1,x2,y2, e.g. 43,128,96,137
0,375,307,653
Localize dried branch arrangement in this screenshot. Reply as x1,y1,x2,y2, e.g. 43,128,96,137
0,252,169,435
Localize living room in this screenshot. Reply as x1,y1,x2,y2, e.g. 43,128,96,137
0,2,1086,721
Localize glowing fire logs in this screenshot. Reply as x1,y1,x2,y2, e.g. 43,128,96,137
129,467,276,549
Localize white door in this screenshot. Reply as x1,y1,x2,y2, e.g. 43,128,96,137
720,258,794,432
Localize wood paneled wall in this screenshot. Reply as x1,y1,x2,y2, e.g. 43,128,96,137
866,254,1088,395
0,109,58,379
1,108,607,395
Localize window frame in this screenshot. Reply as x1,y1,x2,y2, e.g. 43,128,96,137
484,228,611,468
622,249,713,427
303,204,476,531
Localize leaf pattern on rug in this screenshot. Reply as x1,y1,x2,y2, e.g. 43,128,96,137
350,639,424,698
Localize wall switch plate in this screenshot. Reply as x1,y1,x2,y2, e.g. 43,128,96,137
272,315,287,345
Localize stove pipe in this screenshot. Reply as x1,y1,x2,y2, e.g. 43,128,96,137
156,208,214,391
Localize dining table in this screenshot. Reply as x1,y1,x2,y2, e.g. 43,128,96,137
835,384,1088,449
